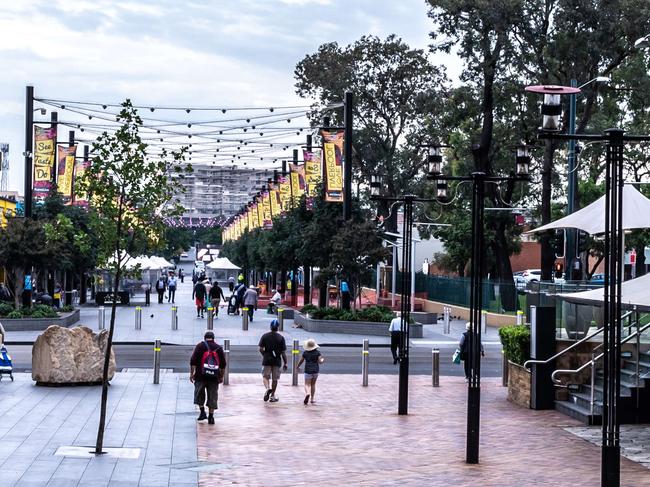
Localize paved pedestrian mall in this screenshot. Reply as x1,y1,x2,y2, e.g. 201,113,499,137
1,371,648,486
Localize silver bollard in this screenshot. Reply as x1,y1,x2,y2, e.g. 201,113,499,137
516,310,523,326
223,339,230,386
153,339,161,384
292,339,299,386
207,308,214,330
135,306,142,330
502,350,509,387
278,308,284,331
432,348,440,387
241,307,249,330
171,306,178,330
98,306,105,330
443,306,450,334
362,338,369,386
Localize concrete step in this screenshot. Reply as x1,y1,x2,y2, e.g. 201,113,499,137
568,391,603,415
555,400,601,425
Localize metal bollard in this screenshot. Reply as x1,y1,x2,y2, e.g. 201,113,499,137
98,306,105,330
153,339,161,384
432,348,440,387
443,306,450,334
241,308,249,330
481,310,487,334
362,338,369,386
145,289,150,306
516,310,523,325
171,306,178,330
502,350,509,387
292,339,299,386
278,308,284,331
206,308,214,330
135,306,142,330
223,339,230,386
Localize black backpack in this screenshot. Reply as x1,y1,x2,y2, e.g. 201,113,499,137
200,341,222,381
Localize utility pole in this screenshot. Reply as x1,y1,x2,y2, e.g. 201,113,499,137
24,86,34,218
304,134,312,305
343,91,353,220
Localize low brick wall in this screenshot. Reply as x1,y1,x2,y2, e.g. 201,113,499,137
1,309,80,331
294,313,423,338
507,361,531,408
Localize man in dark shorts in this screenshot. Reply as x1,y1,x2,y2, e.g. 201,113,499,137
193,279,207,318
209,282,226,318
190,331,226,424
258,319,287,403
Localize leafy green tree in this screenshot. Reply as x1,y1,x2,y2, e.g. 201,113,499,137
76,100,189,454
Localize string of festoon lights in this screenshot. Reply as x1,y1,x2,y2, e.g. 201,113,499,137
32,96,323,228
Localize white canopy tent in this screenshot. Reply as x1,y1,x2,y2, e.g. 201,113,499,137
527,185,650,235
206,257,241,271
206,257,241,288
559,273,650,312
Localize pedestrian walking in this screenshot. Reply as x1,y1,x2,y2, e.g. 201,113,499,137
179,269,184,283
233,279,247,315
459,322,485,381
388,315,402,365
167,275,177,303
297,338,325,405
193,279,207,318
243,286,258,321
53,282,62,309
155,274,166,304
228,276,235,292
190,330,226,425
209,282,226,318
258,319,287,403
340,279,351,310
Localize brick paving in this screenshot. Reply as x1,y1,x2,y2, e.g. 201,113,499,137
198,375,650,486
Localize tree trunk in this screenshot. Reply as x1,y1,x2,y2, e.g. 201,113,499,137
492,222,516,311
318,282,327,308
80,271,87,305
636,248,646,277
540,141,555,281
304,265,311,306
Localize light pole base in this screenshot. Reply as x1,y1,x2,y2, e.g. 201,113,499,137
466,385,481,464
601,444,620,487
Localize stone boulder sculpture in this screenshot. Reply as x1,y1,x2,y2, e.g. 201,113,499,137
32,325,116,385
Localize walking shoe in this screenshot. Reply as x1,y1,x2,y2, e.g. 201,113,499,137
264,389,272,402
303,394,310,405
208,414,215,425
269,396,279,403
197,410,207,421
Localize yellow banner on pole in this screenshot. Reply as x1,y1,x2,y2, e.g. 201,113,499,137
57,145,76,200
279,176,291,211
304,149,322,197
33,126,57,196
289,164,305,203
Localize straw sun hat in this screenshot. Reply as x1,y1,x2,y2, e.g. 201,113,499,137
304,338,319,351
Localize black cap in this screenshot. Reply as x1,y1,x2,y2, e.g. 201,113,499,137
204,330,215,340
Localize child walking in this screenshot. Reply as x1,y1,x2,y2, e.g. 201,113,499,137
297,338,325,405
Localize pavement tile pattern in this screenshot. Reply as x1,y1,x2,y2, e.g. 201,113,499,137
198,374,650,487
566,425,650,471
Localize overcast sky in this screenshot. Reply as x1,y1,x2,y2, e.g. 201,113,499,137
0,0,459,193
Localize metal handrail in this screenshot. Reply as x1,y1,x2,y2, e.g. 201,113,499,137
522,310,634,371
551,317,650,384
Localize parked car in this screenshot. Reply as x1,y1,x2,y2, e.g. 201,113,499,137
180,252,188,259
590,273,605,285
513,275,527,292
521,269,542,282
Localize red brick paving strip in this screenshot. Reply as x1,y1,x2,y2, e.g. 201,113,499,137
197,375,650,486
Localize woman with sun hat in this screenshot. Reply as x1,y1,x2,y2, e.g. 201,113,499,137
297,338,325,405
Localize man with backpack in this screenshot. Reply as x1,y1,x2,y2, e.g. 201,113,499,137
258,319,287,403
190,330,226,424
167,274,177,303
155,275,166,304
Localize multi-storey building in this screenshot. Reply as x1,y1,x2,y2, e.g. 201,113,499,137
173,165,275,219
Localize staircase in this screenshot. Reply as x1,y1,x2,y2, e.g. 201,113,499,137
555,350,650,425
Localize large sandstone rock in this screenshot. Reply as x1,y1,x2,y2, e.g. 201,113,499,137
32,325,116,385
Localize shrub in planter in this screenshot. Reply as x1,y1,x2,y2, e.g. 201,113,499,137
31,305,58,318
0,303,14,317
60,305,75,313
304,305,395,323
300,304,318,315
7,310,22,319
498,325,531,366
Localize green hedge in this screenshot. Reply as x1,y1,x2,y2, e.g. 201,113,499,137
498,325,531,366
0,303,60,319
300,305,395,323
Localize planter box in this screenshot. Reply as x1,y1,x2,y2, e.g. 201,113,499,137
411,312,438,324
507,361,531,408
1,309,80,331
294,312,423,338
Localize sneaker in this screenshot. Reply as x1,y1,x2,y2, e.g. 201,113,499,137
269,396,279,403
264,389,272,402
197,410,207,421
208,414,215,425
303,394,310,405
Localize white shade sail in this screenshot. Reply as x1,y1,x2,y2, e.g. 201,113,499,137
527,185,650,235
206,257,241,271
559,273,650,311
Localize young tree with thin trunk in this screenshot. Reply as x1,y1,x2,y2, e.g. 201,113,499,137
76,100,190,454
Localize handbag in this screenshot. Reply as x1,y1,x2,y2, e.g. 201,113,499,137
452,348,461,364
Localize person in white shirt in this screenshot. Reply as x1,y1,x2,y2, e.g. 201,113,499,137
388,315,402,365
269,288,282,313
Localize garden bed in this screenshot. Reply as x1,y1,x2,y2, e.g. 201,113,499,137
294,312,423,338
1,309,80,331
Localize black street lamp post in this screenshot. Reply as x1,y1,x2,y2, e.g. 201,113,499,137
526,83,650,487
370,146,530,449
